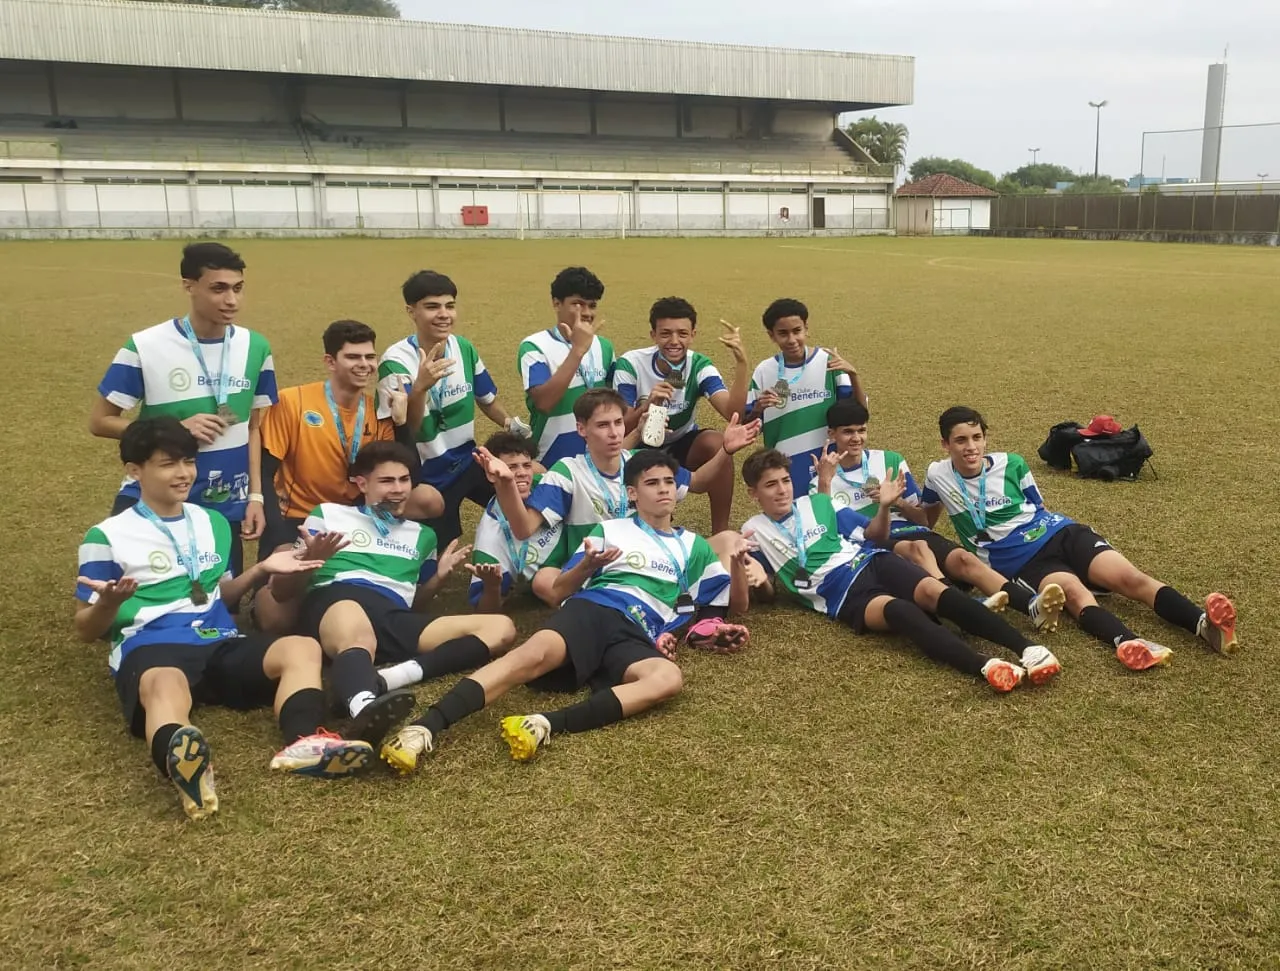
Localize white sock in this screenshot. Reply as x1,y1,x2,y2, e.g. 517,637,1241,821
379,659,424,691
1195,612,1208,640
348,691,376,719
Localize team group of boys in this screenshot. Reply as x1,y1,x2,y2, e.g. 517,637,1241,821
76,243,1241,820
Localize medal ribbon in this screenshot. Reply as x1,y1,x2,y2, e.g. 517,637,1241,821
584,453,628,519
633,515,689,595
834,451,872,492
361,503,400,539
786,501,809,571
323,380,366,466
178,316,231,407
951,465,988,531
774,347,811,389
134,501,203,589
494,505,531,576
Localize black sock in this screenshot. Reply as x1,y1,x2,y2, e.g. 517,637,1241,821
1002,581,1035,614
544,689,625,735
692,605,727,623
883,597,988,676
331,648,378,706
1153,585,1204,634
150,723,183,777
278,687,325,743
1078,605,1138,648
416,677,486,737
416,635,492,680
935,587,1033,654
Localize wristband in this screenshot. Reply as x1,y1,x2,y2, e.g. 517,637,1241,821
248,493,264,504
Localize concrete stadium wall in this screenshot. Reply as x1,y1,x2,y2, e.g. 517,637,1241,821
405,87,501,132
0,60,49,115
180,71,289,124
977,227,1280,246
596,99,674,138
773,107,837,137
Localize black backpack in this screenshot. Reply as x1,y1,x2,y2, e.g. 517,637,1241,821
1038,422,1155,481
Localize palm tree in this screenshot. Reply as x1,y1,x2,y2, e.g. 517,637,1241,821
843,117,908,169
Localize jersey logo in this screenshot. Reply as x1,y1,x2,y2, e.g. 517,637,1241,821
148,550,172,573
303,410,324,427
196,627,222,640
623,550,646,570
168,368,192,392
1023,523,1048,543
349,529,372,548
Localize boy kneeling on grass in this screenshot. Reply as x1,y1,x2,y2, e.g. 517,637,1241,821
380,448,753,773
75,418,372,821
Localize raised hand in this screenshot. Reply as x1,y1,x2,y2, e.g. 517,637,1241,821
415,341,456,392
384,385,409,425
435,540,472,579
581,539,622,573
260,548,326,575
181,413,227,445
473,446,515,485
295,527,350,562
721,412,763,455
824,346,858,377
76,576,138,606
871,467,907,509
717,319,747,363
464,561,504,587
568,303,601,355
812,447,850,484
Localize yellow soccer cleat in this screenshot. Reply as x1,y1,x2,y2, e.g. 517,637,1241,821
380,725,433,776
500,714,551,762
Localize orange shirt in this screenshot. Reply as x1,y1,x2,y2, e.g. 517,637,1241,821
262,381,394,520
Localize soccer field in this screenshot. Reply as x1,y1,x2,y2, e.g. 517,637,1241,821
1,235,1277,969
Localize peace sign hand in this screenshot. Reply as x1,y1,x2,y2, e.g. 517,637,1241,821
824,346,858,377
717,319,747,363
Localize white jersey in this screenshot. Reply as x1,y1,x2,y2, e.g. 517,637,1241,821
469,497,564,606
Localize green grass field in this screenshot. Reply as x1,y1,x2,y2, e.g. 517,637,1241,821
1,236,1277,970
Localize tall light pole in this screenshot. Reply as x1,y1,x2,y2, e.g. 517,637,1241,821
1028,147,1041,165
1088,100,1108,179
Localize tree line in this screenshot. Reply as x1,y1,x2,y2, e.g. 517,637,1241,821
133,0,400,16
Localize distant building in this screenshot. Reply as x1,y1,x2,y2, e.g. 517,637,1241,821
894,173,996,235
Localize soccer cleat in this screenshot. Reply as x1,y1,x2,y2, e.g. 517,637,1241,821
1116,638,1173,671
1200,593,1239,655
269,729,374,778
500,714,552,761
684,617,751,653
166,726,218,820
1028,583,1067,632
380,725,433,776
981,658,1025,693
982,590,1010,612
1020,645,1062,686
348,688,416,748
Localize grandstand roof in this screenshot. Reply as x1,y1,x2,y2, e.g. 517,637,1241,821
0,0,913,110
896,174,997,198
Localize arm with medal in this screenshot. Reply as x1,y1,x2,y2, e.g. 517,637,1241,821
687,412,762,495
860,468,908,545
473,446,546,540
549,538,622,603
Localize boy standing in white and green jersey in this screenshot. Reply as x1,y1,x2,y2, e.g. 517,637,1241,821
268,441,517,750
518,266,616,466
477,389,760,570
377,270,526,549
741,447,1061,690
380,449,752,774
90,242,277,576
921,406,1239,672
466,431,565,613
613,296,750,532
75,418,375,821
745,297,866,494
813,400,1068,634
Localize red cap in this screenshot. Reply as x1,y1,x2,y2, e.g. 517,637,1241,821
1079,414,1122,437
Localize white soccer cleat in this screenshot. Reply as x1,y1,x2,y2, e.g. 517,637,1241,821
1019,645,1062,686
380,725,434,776
1029,583,1067,632
500,714,552,761
982,590,1010,612
981,658,1026,693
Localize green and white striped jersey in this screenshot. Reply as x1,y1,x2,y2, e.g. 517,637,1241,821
303,503,439,608
469,493,564,606
741,493,884,618
612,348,728,444
747,348,852,491
518,328,616,465
377,333,498,489
76,504,238,673
808,448,926,535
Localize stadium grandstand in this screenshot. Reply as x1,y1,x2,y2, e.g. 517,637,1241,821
0,0,913,237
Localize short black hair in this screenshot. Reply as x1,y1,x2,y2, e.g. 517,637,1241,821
623,448,680,488
349,441,418,480
180,242,244,281
741,448,792,487
649,296,697,329
323,319,377,357
402,270,457,306
762,298,808,331
939,406,988,441
827,400,869,429
573,388,626,423
120,417,198,465
550,266,604,302
483,430,536,462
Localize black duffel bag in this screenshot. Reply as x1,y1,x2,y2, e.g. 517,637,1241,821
1039,415,1155,481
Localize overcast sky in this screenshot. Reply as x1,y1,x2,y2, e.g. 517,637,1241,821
397,0,1280,181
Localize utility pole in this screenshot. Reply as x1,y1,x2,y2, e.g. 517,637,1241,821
1088,100,1108,179
1028,147,1041,165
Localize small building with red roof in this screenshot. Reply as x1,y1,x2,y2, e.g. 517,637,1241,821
894,173,997,235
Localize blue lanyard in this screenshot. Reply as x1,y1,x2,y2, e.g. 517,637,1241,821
135,501,201,583
951,464,988,530
178,316,231,406
584,453,628,518
835,451,871,490
654,350,688,385
361,504,399,538
634,516,689,594
550,328,598,387
323,381,366,465
786,501,809,569
774,348,810,388
494,505,531,575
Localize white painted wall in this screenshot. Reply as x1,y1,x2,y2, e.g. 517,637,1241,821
0,62,50,115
